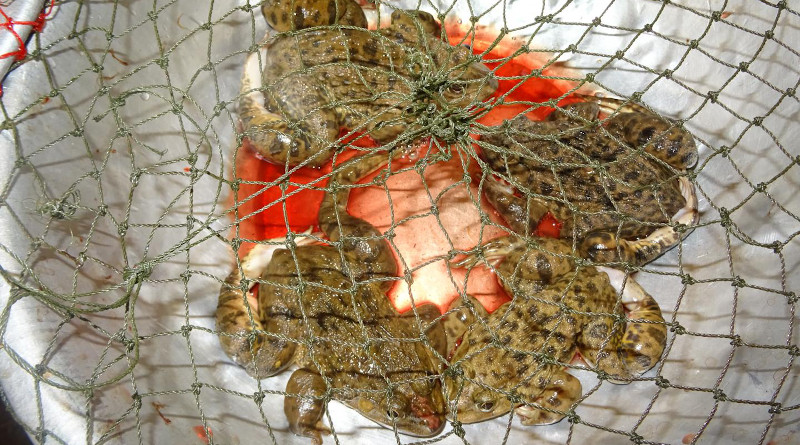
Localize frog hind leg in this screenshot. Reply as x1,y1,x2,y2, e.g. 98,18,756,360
580,177,698,266
577,94,699,170
546,101,600,123
239,50,340,167
262,0,367,32
515,369,581,426
578,268,666,381
216,266,297,378
483,177,553,235
403,302,448,360
441,295,490,360
285,369,330,445
318,151,400,284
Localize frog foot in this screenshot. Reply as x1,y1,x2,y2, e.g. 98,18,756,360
581,176,699,265
515,370,581,426
575,93,699,170
450,236,523,269
238,49,339,167
285,369,330,445
580,267,667,382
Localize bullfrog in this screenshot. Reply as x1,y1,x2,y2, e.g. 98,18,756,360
479,96,699,265
240,0,498,167
444,236,667,425
216,151,447,443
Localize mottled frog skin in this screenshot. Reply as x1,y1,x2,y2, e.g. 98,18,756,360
240,0,498,167
444,236,667,425
480,96,699,265
217,151,447,443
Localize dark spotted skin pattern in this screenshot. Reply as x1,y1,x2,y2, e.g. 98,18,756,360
240,0,498,167
444,237,667,425
480,96,699,265
216,152,447,443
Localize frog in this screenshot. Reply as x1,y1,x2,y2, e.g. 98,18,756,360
443,236,667,425
240,0,498,167
216,150,448,443
478,95,699,265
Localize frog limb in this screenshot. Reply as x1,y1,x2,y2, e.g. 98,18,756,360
483,177,552,235
580,176,698,265
318,150,401,285
575,93,699,169
577,268,666,381
239,49,339,167
216,235,316,378
401,302,448,360
285,368,330,445
515,369,581,426
441,295,490,360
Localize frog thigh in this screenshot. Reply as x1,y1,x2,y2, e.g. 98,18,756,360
216,267,297,378
577,270,666,381
239,51,340,167
402,302,448,360
580,176,698,266
516,370,581,426
285,369,330,445
441,295,490,359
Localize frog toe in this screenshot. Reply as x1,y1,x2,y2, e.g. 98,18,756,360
517,371,581,426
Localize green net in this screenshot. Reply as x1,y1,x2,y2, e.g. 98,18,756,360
0,0,798,444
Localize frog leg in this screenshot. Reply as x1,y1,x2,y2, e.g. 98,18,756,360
441,295,490,360
580,176,698,265
576,94,699,169
285,369,330,445
451,235,575,291
577,268,667,381
318,151,400,284
546,101,600,123
515,369,581,426
262,0,367,32
216,239,312,378
239,50,340,167
483,177,552,235
402,302,449,360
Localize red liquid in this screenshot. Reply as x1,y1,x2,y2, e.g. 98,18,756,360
230,23,579,312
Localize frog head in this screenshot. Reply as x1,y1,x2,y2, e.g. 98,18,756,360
346,374,446,437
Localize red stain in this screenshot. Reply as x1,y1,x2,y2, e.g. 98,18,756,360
535,212,563,238
193,425,212,444
230,23,580,311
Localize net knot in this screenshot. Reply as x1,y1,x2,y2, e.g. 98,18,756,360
123,262,154,286
38,190,81,220
670,322,686,335
712,389,727,401
655,376,671,388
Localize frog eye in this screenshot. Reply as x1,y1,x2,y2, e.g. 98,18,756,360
473,391,496,413
447,82,465,94
476,400,495,412
386,409,400,419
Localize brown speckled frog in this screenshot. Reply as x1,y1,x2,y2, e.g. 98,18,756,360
240,0,498,167
217,151,447,443
443,236,667,425
479,96,699,265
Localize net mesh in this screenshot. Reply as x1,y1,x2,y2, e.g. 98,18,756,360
0,0,798,444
